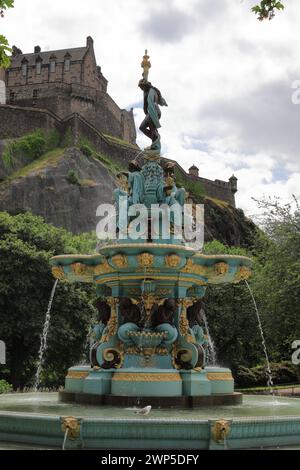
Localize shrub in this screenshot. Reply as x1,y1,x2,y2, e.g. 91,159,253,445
80,143,93,158
0,379,13,394
234,362,300,388
2,130,60,169
66,170,80,186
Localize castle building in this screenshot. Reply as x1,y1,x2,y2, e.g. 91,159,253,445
0,37,238,207
1,37,136,144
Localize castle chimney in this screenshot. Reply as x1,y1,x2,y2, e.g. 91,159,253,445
12,46,22,57
229,174,238,194
189,165,199,177
34,45,41,54
86,36,94,48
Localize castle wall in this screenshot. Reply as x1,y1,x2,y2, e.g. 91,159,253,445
0,105,235,206
0,104,62,139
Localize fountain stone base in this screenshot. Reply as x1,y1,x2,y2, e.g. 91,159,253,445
59,365,242,408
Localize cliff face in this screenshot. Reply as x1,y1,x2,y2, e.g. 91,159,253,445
204,197,256,248
0,145,256,246
0,147,116,234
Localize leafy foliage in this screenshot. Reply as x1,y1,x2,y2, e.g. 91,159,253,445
0,1,14,68
0,212,97,389
235,362,299,388
78,138,125,174
67,170,81,186
0,379,12,394
2,130,60,169
203,197,300,388
175,168,205,201
252,1,285,21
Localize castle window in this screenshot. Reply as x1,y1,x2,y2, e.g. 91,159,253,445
33,89,39,100
50,61,56,73
64,58,70,72
36,62,42,75
9,92,15,103
22,63,27,77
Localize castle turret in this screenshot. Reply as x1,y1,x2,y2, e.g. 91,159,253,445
189,165,199,177
86,36,94,48
229,174,238,194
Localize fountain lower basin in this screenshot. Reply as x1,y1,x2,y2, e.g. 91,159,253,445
0,392,300,450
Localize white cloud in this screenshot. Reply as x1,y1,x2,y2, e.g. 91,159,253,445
2,0,300,216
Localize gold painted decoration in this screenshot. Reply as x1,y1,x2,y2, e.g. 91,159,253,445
212,420,231,443
234,266,251,282
116,172,129,192
165,254,181,268
52,266,65,280
142,294,157,317
71,262,94,278
206,372,233,381
181,259,207,277
61,417,81,440
112,372,181,382
125,345,140,355
94,259,116,276
156,346,169,356
141,49,151,81
172,343,193,369
111,253,128,269
101,297,119,342
214,262,229,276
66,370,89,379
165,176,175,187
95,274,209,288
157,289,172,296
179,298,195,339
137,252,154,268
103,347,124,369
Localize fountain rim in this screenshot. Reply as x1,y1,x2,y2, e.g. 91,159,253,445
50,249,253,264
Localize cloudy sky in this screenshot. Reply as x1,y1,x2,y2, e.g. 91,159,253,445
2,0,300,217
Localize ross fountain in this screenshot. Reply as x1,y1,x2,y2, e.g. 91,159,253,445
49,51,253,407
0,52,300,451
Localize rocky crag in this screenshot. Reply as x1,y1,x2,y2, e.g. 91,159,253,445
0,142,256,247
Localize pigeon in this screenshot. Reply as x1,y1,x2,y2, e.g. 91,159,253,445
134,405,152,416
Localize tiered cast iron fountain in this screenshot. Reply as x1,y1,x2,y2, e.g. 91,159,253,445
1,52,300,451
50,51,252,408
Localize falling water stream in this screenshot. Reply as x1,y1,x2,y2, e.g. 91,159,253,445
201,308,217,365
34,279,58,391
245,280,275,395
62,428,69,451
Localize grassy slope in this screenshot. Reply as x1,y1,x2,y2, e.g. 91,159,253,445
0,148,65,187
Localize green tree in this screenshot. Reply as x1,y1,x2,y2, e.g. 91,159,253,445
0,1,14,68
250,197,300,361
0,212,97,389
203,242,262,371
252,1,285,21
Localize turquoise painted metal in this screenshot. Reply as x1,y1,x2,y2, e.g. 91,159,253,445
50,152,252,406
1,393,300,450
